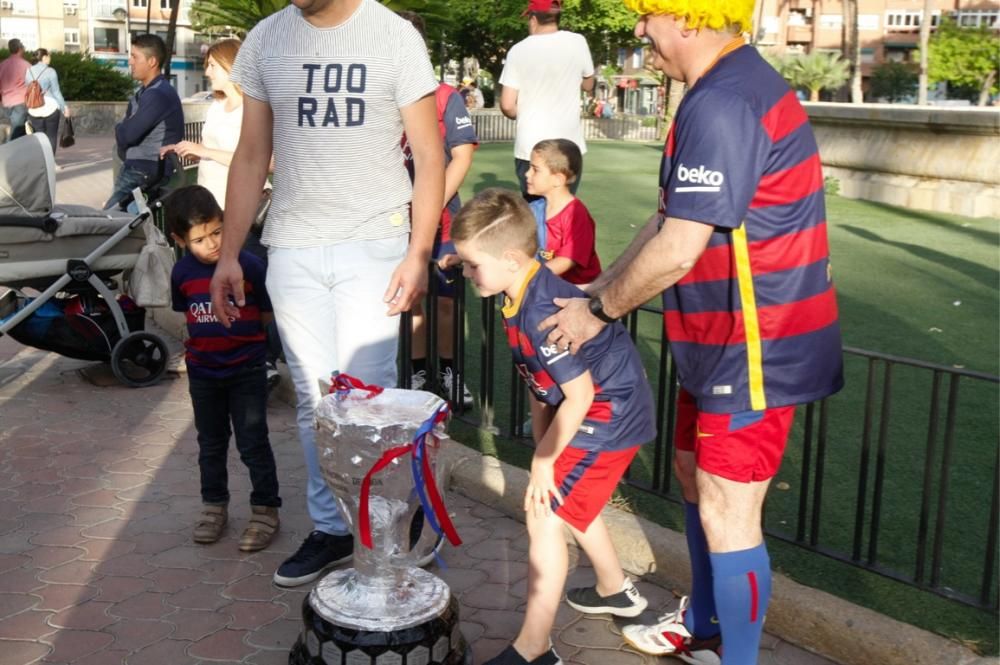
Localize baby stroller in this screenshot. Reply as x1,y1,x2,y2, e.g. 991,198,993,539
0,134,169,387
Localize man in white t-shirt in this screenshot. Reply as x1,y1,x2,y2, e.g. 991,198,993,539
210,0,444,588
499,0,595,199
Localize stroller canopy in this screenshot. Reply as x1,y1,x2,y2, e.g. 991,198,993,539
0,134,56,216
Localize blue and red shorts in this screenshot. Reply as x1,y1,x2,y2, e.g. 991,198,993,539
551,445,639,532
431,212,460,298
674,389,795,483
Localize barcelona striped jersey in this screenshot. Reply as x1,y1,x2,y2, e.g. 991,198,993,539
171,251,272,380
502,263,656,452
659,44,844,414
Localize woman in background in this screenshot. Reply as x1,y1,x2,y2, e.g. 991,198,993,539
25,49,69,155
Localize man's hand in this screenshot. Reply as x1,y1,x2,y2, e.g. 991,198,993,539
384,253,428,316
209,257,244,329
524,459,563,519
537,297,605,354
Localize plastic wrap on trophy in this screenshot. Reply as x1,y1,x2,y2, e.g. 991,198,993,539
289,378,468,665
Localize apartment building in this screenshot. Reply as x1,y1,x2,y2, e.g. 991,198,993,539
755,0,998,78
0,0,210,97
606,0,997,109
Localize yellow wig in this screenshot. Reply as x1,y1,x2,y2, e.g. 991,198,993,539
622,0,754,33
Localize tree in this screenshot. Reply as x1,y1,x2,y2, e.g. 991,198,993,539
870,61,917,102
916,0,934,104
164,0,181,81
841,0,862,103
189,0,285,37
45,51,134,101
920,18,1000,106
445,0,639,92
785,52,850,102
560,0,638,67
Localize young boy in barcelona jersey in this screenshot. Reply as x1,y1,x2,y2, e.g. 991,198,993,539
538,0,844,661
166,185,282,553
451,188,657,665
525,138,602,286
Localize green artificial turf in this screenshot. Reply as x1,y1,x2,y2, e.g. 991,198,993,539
443,141,1000,652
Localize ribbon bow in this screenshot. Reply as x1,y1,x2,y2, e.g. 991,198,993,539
330,371,384,400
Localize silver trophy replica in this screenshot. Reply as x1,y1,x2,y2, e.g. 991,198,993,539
290,374,469,665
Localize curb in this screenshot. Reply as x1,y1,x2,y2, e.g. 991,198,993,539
439,444,993,665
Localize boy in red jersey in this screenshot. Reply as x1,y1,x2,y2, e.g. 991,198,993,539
166,185,281,553
537,0,844,661
452,188,656,665
526,138,602,286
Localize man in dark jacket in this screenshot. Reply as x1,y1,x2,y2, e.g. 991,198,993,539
104,34,183,210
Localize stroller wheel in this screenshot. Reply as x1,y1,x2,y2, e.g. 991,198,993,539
111,332,168,387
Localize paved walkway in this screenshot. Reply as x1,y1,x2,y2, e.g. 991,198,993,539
0,134,840,664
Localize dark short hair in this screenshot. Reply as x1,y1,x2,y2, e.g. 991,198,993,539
532,138,582,184
131,33,168,70
396,10,427,41
7,39,23,54
530,10,560,26
162,185,223,240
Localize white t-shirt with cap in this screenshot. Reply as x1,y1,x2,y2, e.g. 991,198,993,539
230,0,438,249
500,30,595,161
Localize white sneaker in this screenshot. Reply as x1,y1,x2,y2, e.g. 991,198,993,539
621,597,722,663
440,367,473,407
409,369,427,391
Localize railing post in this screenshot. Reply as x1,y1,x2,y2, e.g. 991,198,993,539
914,370,942,584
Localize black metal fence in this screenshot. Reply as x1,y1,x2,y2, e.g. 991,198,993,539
405,279,1000,612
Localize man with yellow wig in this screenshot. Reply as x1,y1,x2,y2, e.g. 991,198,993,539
538,0,844,661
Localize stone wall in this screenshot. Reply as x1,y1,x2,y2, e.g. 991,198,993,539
0,101,209,139
805,103,1000,219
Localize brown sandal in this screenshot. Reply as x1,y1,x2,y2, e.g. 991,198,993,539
193,504,228,544
239,506,280,552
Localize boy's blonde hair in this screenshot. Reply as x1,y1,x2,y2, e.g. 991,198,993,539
532,138,582,185
623,0,753,34
452,188,538,258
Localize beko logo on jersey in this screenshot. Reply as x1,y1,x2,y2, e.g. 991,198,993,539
675,163,724,193
454,115,473,129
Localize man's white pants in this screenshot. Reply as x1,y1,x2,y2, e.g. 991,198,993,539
266,236,406,534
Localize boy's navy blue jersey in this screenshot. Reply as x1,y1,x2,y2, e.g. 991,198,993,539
502,263,656,452
171,251,272,380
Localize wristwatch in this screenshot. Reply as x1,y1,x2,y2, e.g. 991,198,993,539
588,295,618,324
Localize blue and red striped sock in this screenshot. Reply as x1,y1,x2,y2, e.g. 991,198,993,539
682,501,719,638
709,544,772,665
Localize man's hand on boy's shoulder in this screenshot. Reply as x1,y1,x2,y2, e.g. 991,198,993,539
538,296,605,355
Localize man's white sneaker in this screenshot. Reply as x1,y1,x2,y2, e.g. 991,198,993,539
621,596,722,664
440,367,474,407
408,369,427,391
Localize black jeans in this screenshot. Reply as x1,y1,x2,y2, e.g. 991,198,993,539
28,109,61,156
515,156,583,202
189,364,281,507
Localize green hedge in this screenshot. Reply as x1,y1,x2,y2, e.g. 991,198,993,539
0,50,134,102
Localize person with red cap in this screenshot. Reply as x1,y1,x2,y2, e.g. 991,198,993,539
500,0,595,201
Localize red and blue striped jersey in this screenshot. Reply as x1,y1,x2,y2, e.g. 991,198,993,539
659,45,843,414
171,250,272,380
503,263,656,451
